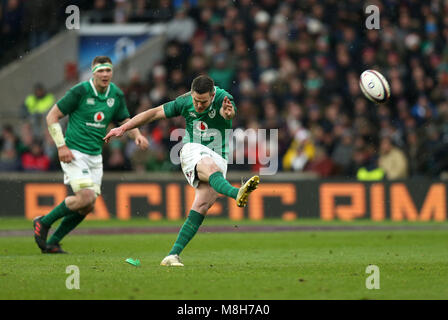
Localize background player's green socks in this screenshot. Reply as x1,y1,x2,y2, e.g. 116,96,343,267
41,200,77,227
209,171,238,199
47,211,86,245
169,210,205,255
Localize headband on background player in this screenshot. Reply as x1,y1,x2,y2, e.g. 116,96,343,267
92,63,113,73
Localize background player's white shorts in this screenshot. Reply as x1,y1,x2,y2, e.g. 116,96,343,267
180,143,228,188
60,149,103,195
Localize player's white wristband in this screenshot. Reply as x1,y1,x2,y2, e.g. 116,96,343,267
48,123,66,148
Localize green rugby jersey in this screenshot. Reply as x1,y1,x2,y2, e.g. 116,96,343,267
56,79,130,155
163,86,236,160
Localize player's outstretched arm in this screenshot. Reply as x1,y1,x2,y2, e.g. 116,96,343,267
104,105,166,143
46,105,75,163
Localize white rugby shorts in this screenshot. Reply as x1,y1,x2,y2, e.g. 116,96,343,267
60,149,103,195
180,143,228,188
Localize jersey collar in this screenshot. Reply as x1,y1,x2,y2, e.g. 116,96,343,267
89,78,110,98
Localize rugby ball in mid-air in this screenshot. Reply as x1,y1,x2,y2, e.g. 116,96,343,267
359,70,391,103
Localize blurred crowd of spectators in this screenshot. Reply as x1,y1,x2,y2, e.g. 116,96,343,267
0,0,185,66
2,0,448,179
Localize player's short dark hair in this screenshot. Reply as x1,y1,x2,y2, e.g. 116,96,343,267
191,75,214,94
91,56,112,67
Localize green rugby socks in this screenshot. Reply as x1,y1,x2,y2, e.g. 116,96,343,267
209,171,239,199
169,210,205,255
47,211,86,245
41,200,77,227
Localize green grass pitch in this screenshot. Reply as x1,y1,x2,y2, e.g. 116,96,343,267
0,218,447,300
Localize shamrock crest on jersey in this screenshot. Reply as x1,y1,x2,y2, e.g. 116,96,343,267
107,98,115,107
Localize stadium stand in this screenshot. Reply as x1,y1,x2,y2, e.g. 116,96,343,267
1,0,448,178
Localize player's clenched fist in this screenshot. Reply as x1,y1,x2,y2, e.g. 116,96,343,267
221,96,234,120
57,145,75,163
134,134,149,150
103,126,126,143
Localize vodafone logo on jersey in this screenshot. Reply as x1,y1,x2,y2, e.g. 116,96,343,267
94,112,105,122
195,121,208,132
86,112,106,128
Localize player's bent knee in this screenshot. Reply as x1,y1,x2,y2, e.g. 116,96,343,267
192,201,210,214
76,189,97,208
86,194,97,207
209,197,218,208
79,204,95,216
86,192,97,207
